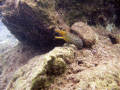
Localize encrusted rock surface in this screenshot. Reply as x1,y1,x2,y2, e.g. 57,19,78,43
1,0,120,47
0,43,42,90
0,26,120,90
5,46,75,90
0,0,69,47
1,0,120,90
3,34,120,90
71,22,97,47
48,37,120,90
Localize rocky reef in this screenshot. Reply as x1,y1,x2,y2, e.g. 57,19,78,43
6,46,75,90
0,43,43,90
4,37,120,90
0,0,70,47
71,22,96,47
0,0,120,90
0,0,120,47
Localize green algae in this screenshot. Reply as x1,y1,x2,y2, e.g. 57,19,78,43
5,46,76,90
31,75,53,90
46,57,66,75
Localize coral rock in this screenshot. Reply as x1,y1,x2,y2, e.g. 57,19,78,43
6,46,75,90
71,22,96,47
0,0,69,47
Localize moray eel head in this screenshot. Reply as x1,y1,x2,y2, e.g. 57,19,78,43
55,29,83,49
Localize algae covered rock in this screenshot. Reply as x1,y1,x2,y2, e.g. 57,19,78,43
48,42,120,90
1,0,120,48
45,57,66,75
0,43,40,90
0,0,69,47
71,22,97,47
56,0,120,28
6,46,75,90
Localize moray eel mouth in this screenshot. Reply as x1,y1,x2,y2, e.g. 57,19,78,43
55,30,67,40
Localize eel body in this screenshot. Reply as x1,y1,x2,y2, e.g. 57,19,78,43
55,30,83,49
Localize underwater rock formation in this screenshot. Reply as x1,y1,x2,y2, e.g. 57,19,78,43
0,0,69,47
0,21,120,90
4,36,120,90
0,0,120,47
56,0,120,28
48,34,120,89
6,46,75,90
1,0,120,89
71,22,96,47
0,43,42,90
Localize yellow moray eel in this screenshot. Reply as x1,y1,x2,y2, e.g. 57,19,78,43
55,30,83,49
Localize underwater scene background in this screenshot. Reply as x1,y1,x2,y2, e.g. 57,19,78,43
0,0,120,90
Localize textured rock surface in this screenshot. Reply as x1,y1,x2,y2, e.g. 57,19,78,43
94,27,120,44
1,0,120,47
5,46,75,90
0,0,69,47
0,43,43,90
56,0,120,28
71,22,97,47
48,35,120,90
1,25,120,90
1,0,120,90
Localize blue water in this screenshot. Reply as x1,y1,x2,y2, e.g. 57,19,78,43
0,20,18,43
0,20,19,54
